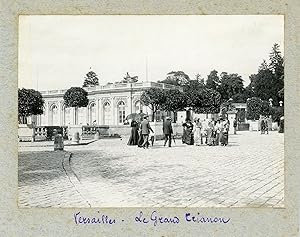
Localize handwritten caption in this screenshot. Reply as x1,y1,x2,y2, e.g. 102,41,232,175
73,211,230,226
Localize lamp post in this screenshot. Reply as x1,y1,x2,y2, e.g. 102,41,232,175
279,101,283,107
269,98,273,107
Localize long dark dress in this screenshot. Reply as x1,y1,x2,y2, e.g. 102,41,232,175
182,122,194,145
127,121,139,145
220,122,229,146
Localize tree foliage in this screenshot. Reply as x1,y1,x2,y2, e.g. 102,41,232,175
269,106,284,123
63,87,89,108
206,70,220,91
140,88,166,121
248,43,284,105
83,70,99,87
187,88,222,114
246,97,271,120
218,72,244,102
159,71,190,86
18,88,45,123
161,89,187,113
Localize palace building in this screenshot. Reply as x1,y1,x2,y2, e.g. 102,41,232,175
35,81,181,126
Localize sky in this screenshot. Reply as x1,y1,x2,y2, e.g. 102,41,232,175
18,15,284,91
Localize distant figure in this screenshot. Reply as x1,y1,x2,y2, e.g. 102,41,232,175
267,115,272,133
220,118,229,146
137,118,144,147
193,118,202,146
182,118,194,145
127,120,139,145
140,115,154,149
214,119,221,146
279,116,284,133
233,118,237,135
261,117,266,134
206,120,214,146
163,117,173,147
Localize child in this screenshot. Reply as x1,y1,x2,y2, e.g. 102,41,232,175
149,130,155,147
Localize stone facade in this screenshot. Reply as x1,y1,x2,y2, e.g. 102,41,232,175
34,81,181,126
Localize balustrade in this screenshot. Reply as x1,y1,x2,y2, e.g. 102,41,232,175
35,126,68,140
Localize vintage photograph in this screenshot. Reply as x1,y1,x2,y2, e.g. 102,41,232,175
18,15,284,208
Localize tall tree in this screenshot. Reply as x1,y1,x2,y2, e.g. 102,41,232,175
258,60,269,71
140,88,166,121
159,71,190,86
218,72,244,102
195,73,205,85
249,44,284,105
18,88,45,124
206,70,220,91
269,43,284,81
83,70,99,87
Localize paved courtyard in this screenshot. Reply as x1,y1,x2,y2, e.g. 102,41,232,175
18,131,284,208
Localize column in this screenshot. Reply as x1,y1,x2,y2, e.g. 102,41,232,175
112,97,116,125
99,98,103,125
47,102,51,126
58,101,62,126
96,99,100,125
71,107,75,125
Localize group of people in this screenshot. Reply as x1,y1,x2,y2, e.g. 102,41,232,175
127,115,173,148
182,117,230,146
260,116,272,134
127,115,231,148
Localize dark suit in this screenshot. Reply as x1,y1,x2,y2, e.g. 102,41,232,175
140,119,153,148
163,120,173,147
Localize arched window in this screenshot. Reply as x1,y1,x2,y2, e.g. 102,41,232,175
89,103,96,124
134,100,143,113
118,101,126,124
64,107,71,125
103,102,111,125
50,104,59,125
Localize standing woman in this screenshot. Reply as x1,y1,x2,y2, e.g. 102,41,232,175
137,118,144,147
127,120,139,145
215,119,221,146
221,119,230,146
219,118,225,145
182,118,194,145
261,117,266,135
194,118,202,146
206,120,214,146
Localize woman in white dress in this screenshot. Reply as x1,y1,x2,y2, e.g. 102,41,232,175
193,118,202,146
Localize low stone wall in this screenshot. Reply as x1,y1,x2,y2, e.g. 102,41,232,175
20,122,185,142
18,124,34,142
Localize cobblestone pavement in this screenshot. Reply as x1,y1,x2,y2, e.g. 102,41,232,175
18,131,284,208
18,151,90,207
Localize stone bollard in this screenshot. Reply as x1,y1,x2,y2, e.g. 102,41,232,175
53,130,64,151
72,132,80,144
94,130,100,140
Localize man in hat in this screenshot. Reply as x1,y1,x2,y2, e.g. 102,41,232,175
140,115,154,149
163,116,173,147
